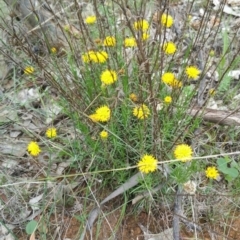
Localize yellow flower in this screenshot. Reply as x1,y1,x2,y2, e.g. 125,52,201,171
97,51,108,63
161,13,174,28
63,25,70,32
24,66,34,75
124,37,137,47
133,19,149,31
101,70,117,85
103,36,116,47
129,93,138,102
95,105,111,122
185,66,201,79
164,96,172,104
27,141,41,156
89,114,99,122
209,88,216,96
50,47,57,54
205,166,219,179
161,72,175,85
133,104,150,120
82,51,94,63
209,50,215,57
161,73,182,88
137,154,158,174
82,51,108,63
188,15,192,21
163,41,177,54
85,15,96,24
46,127,57,138
174,144,193,162
171,79,183,88
142,32,149,41
100,130,108,140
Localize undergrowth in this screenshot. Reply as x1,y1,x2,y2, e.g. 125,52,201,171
1,0,240,239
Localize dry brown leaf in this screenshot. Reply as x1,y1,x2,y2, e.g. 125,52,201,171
29,232,35,240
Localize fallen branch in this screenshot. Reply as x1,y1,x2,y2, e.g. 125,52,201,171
173,188,182,240
188,107,240,126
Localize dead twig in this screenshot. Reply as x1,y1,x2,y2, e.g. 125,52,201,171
173,187,182,240
188,107,240,126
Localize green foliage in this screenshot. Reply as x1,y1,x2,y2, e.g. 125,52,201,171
218,30,240,92
25,220,38,235
217,157,239,182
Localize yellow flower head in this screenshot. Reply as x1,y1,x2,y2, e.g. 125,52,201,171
89,114,99,122
97,51,108,63
95,105,111,122
163,41,177,55
129,93,138,102
185,66,201,79
205,166,219,179
209,50,215,57
82,51,108,63
82,51,95,63
63,25,70,32
142,32,150,41
46,127,57,138
161,13,174,28
209,88,216,96
89,51,100,63
101,70,117,85
161,73,182,88
27,141,41,156
174,144,193,162
124,37,137,47
50,47,57,54
100,130,108,140
133,19,149,31
24,66,34,75
164,96,172,104
133,104,150,120
171,79,183,88
137,154,158,174
161,72,175,85
85,15,96,24
103,36,116,47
